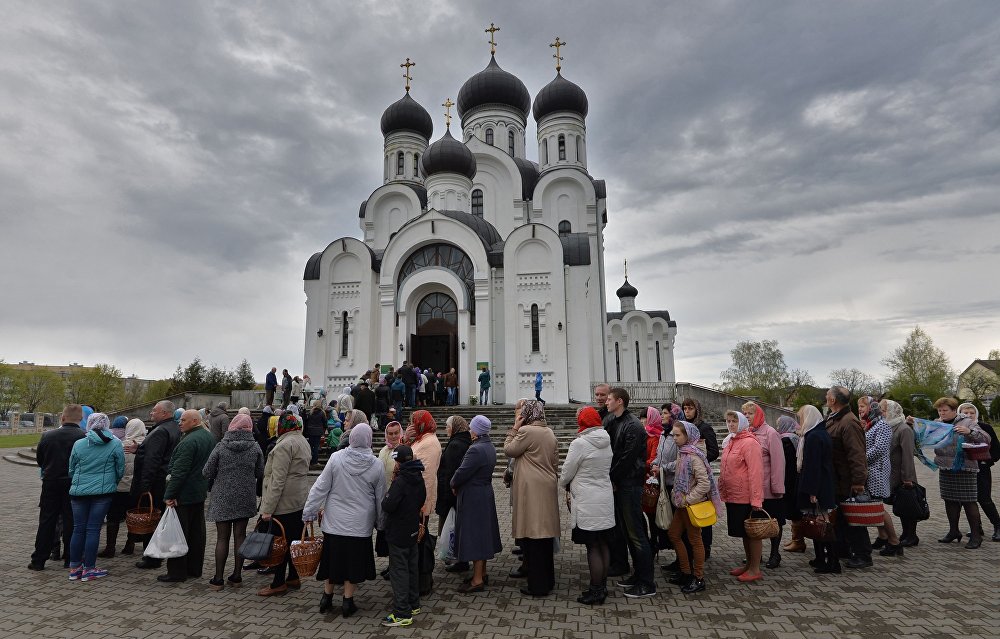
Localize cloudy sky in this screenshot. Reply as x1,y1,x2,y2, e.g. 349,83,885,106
2,1,998,387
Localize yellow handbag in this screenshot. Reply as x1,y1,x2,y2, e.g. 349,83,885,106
686,501,718,528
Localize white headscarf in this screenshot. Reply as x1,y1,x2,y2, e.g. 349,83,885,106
721,411,750,450
796,405,824,472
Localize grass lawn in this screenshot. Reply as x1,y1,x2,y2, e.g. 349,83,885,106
0,433,42,449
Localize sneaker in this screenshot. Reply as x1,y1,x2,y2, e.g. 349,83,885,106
381,613,413,627
80,568,108,582
68,566,84,581
623,583,657,598
616,574,640,588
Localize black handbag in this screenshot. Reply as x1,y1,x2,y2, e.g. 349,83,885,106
239,518,279,561
417,531,436,596
892,483,931,522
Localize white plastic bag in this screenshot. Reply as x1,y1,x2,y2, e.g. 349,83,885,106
143,507,189,559
436,508,457,561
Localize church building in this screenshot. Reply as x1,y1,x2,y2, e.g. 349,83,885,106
303,29,676,404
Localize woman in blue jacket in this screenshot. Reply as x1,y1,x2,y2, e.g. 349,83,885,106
68,413,125,582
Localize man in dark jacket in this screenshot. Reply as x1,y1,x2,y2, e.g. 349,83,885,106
681,398,719,560
603,388,656,598
281,369,293,408
265,367,278,407
208,402,230,442
132,400,181,569
594,383,610,420
380,445,426,627
399,362,418,408
29,404,87,570
159,410,216,583
825,385,872,568
354,380,377,423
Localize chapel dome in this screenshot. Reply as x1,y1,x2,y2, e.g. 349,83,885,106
457,56,531,120
532,72,589,121
420,129,477,180
616,278,638,299
380,93,433,140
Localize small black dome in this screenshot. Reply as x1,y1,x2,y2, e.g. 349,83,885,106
420,129,477,180
457,56,531,120
616,279,638,299
380,93,433,140
532,72,589,121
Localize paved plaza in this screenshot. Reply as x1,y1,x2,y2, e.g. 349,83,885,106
1,454,997,639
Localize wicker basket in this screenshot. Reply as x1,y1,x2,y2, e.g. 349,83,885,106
744,508,779,539
125,492,161,536
290,522,324,577
257,517,289,568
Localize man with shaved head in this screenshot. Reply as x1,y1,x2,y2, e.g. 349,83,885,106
131,400,181,570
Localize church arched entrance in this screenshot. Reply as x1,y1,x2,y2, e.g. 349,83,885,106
411,292,458,378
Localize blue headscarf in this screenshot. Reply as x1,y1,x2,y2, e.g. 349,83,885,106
79,405,93,431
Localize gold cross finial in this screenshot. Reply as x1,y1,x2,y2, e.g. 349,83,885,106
486,22,500,55
400,58,415,93
442,98,454,128
550,37,566,72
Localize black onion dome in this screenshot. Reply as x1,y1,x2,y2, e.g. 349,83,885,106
420,129,477,180
532,72,589,120
380,93,433,140
457,56,531,119
616,278,638,299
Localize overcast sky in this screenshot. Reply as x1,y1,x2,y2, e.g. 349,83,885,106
2,1,998,387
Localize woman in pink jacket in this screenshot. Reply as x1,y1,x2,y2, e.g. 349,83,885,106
719,410,765,582
742,402,786,569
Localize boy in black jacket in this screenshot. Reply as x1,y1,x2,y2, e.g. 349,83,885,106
380,445,426,627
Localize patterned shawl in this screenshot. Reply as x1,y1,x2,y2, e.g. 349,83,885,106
672,421,724,513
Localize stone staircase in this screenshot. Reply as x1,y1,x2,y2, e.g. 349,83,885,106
3,448,37,467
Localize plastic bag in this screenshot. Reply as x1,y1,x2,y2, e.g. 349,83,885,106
436,508,457,561
143,507,189,559
654,468,673,529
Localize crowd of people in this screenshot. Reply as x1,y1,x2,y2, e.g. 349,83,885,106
26,378,1000,627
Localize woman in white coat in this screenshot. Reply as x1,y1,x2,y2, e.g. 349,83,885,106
559,406,615,605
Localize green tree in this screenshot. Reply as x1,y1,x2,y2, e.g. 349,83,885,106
882,326,955,401
203,365,231,394
170,357,206,394
719,339,807,405
233,359,256,390
0,360,17,416
65,364,125,411
13,368,64,413
141,379,174,403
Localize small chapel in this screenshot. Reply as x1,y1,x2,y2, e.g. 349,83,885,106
303,27,677,404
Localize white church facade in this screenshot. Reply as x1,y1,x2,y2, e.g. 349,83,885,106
303,36,676,404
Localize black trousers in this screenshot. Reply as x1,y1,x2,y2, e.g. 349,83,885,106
977,465,1000,528
388,543,420,617
166,502,206,579
519,537,555,595
834,507,871,559
271,510,303,587
608,523,630,571
32,481,73,566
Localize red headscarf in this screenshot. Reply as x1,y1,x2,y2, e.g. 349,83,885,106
411,410,437,441
747,402,767,431
644,406,663,438
577,406,603,433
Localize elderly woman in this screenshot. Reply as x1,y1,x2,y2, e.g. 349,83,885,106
959,402,1000,542
718,410,764,582
407,411,442,530
775,416,804,553
68,413,125,581
742,402,785,569
640,407,669,553
450,415,503,593
858,396,898,556
203,413,264,591
560,407,614,604
437,415,473,573
796,404,837,572
99,417,146,558
881,399,919,547
337,409,369,452
305,423,385,618
504,399,560,597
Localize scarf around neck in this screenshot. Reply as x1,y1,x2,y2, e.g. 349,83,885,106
672,421,724,514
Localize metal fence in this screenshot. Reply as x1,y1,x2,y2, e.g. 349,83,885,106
592,381,795,424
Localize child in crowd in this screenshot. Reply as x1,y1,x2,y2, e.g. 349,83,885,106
380,445,426,627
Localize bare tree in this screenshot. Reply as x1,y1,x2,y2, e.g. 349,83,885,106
829,368,882,398
961,368,1000,404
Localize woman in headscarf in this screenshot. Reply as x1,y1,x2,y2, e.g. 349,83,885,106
796,404,836,572
451,415,503,593
406,410,443,531
718,410,764,582
958,402,1000,542
881,399,920,547
305,423,385,618
99,417,146,558
110,416,128,441
666,421,723,594
203,413,264,591
857,395,898,555
641,407,670,553
504,399,559,597
775,415,804,554
560,407,614,604
68,413,125,581
651,405,679,563
741,402,786,569
437,415,473,573
337,409,369,452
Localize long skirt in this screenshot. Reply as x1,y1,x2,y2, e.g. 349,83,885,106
316,533,376,584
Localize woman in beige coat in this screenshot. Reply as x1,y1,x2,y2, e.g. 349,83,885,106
504,399,559,597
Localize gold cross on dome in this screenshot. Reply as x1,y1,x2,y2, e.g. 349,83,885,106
400,57,415,93
486,22,500,55
442,98,454,128
550,37,566,72
624,259,629,280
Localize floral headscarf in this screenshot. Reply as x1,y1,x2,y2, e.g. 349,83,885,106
644,406,663,438
577,406,603,433
411,410,437,440
228,414,254,432
277,412,301,436
672,421,724,513
520,400,546,425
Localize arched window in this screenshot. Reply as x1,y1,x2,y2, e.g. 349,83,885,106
508,131,515,156
396,152,404,175
558,134,566,161
471,189,484,217
542,139,548,164
341,311,349,357
531,304,540,353
635,340,642,381
655,340,662,381
416,292,457,328
398,243,477,323
576,135,582,161
413,153,420,177
485,127,494,146
558,220,571,235
614,342,621,382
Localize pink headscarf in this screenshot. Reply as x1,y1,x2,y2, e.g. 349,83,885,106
228,413,254,432
644,406,663,438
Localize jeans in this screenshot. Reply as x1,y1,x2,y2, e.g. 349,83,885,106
614,485,654,587
69,495,113,569
480,388,489,405
307,435,321,465
388,543,420,617
404,385,416,408
32,480,74,566
446,388,456,405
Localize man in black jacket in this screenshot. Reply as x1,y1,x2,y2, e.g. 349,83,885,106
380,446,426,627
131,400,181,569
399,362,418,408
29,404,87,570
281,369,293,407
603,388,656,598
354,380,377,423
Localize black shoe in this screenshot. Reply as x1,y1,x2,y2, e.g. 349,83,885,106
808,558,822,568
507,567,527,579
608,564,630,577
662,559,679,572
577,586,607,605
157,574,187,583
50,549,61,561
900,535,919,548
520,587,549,597
844,556,873,569
445,562,470,573
765,553,781,569
992,528,1000,542
136,558,162,569
27,562,45,571
462,575,489,585
938,531,962,543
257,566,276,575
319,592,333,614
511,546,523,556
244,561,262,570
681,578,705,594
814,562,842,574
965,535,983,550
667,572,692,586
879,544,904,557
616,574,640,587
342,598,358,618
871,538,887,550
623,583,657,598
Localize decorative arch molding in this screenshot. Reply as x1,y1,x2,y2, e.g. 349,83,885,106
397,267,471,317
379,211,491,284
